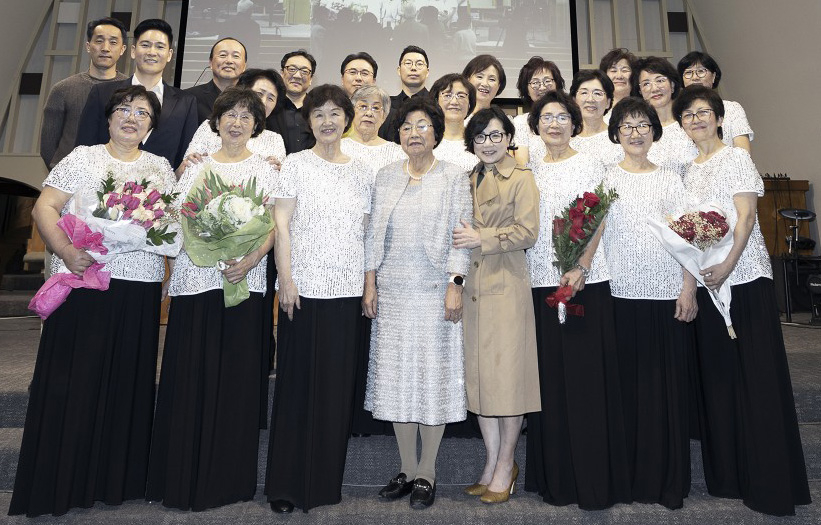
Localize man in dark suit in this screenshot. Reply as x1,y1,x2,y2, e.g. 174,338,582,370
185,37,247,124
378,45,430,143
76,18,198,171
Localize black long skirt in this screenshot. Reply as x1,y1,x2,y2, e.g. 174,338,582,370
9,279,161,517
265,296,361,511
261,254,276,428
613,297,691,509
525,282,631,510
145,290,265,511
692,278,810,516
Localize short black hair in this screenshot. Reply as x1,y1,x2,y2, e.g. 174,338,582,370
569,69,615,116
634,56,681,99
428,73,477,117
599,48,637,73
677,51,722,89
104,85,161,130
301,84,355,133
395,96,445,149
528,91,583,138
209,87,266,138
607,97,663,144
133,19,173,46
237,68,286,111
465,107,515,154
281,49,316,74
673,85,725,140
399,45,429,66
86,17,127,42
341,51,378,78
516,56,565,104
462,54,507,95
209,37,247,61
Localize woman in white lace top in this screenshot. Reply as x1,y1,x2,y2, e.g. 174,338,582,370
147,88,277,511
523,91,631,509
677,51,753,152
599,48,638,112
340,85,406,174
180,69,287,175
265,85,374,514
635,57,697,175
602,97,697,509
463,54,506,118
12,86,174,517
512,56,565,168
568,69,623,166
674,86,810,516
430,73,479,172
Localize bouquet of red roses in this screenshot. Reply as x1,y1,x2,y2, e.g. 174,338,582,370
549,182,618,323
646,204,735,338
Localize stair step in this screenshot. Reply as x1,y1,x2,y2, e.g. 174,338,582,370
0,291,36,317
0,274,43,291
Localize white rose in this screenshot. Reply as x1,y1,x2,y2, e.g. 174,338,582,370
226,196,255,225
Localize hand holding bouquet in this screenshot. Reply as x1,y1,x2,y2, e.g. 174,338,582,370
646,205,735,338
549,182,618,323
181,167,274,307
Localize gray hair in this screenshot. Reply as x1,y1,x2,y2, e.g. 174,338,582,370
351,85,392,115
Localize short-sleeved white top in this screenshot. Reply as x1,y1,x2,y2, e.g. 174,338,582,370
185,120,287,164
648,122,698,176
433,138,479,173
340,137,406,175
721,100,754,146
569,130,624,166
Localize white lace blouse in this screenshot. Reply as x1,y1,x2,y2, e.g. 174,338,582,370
168,155,278,296
648,122,698,176
513,113,546,169
683,146,771,286
602,165,688,299
340,137,406,174
433,138,479,173
569,130,624,166
721,100,754,146
185,120,286,164
43,145,175,282
273,149,374,299
527,152,610,287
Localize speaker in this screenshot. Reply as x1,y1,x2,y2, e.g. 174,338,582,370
772,256,821,313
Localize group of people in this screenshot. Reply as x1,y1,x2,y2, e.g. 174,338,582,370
9,14,810,520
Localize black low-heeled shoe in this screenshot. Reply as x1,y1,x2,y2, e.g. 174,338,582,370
409,479,436,509
270,499,294,513
379,473,415,500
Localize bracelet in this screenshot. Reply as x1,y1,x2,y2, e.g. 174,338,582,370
575,262,590,279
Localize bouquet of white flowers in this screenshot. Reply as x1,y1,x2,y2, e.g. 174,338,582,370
181,167,274,307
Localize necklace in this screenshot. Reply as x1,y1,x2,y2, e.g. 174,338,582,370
405,158,437,181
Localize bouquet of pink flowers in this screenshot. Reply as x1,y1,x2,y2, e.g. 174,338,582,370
646,204,736,338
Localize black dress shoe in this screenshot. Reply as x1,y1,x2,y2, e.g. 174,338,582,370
378,473,415,500
409,479,436,509
270,499,294,513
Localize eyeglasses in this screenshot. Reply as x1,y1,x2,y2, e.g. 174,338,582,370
682,67,710,79
283,65,312,77
528,78,555,90
344,68,373,79
680,108,714,123
576,89,606,100
617,123,652,136
222,111,254,125
355,103,383,113
399,122,431,134
639,77,670,91
401,59,427,69
440,92,468,102
473,131,506,144
113,106,151,121
539,113,571,126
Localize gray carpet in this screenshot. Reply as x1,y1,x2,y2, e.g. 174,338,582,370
1,316,819,523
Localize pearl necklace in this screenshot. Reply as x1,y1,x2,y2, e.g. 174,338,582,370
405,158,437,181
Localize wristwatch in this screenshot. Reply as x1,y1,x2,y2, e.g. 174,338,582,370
575,262,591,279
449,275,465,286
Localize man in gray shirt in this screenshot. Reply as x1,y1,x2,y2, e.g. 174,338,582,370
39,17,128,169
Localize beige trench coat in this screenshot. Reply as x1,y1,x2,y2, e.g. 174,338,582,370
462,155,541,416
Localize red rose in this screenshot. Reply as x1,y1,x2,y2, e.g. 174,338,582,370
582,192,601,208
553,218,567,236
569,225,586,243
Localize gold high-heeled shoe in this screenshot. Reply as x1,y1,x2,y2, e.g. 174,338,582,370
463,483,487,496
479,462,519,504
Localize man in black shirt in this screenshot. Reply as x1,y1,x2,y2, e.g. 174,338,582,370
268,49,316,154
185,37,247,124
378,45,430,143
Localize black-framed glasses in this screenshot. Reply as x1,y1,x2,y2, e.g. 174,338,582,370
114,106,151,121
473,131,506,144
680,108,714,123
617,123,652,136
284,65,312,76
682,67,710,79
528,78,555,90
401,59,427,69
344,68,373,79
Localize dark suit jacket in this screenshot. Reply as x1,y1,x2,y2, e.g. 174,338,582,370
378,87,429,144
76,77,199,170
184,79,221,124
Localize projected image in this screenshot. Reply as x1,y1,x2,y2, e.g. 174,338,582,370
180,0,573,97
